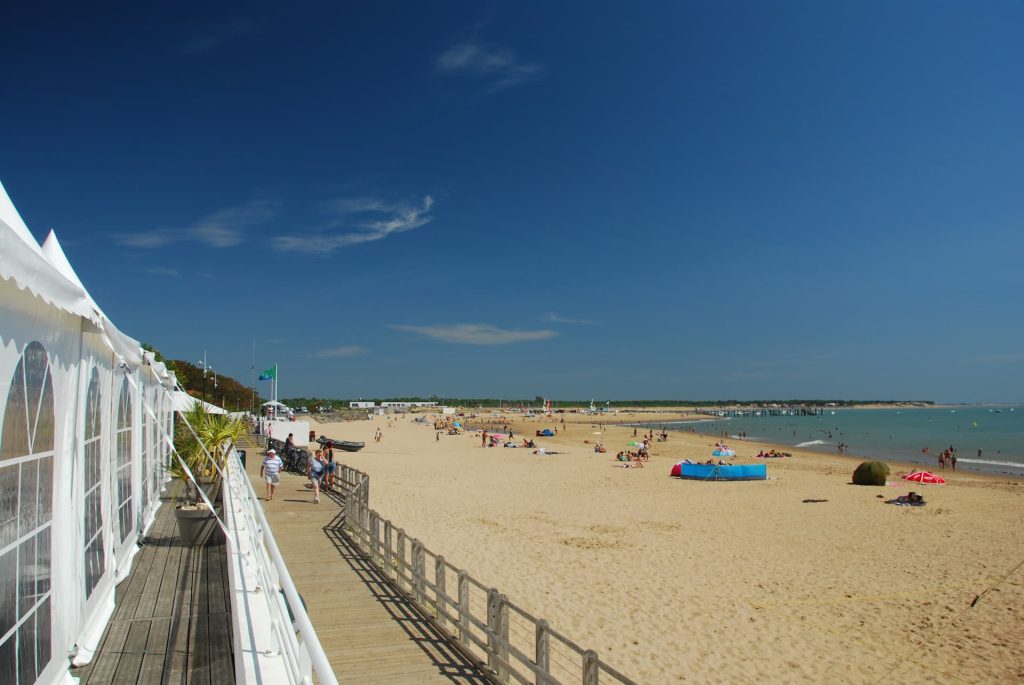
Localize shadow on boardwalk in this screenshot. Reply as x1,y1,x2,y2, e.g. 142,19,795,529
320,487,493,684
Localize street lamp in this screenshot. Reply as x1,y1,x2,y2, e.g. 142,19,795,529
198,352,214,404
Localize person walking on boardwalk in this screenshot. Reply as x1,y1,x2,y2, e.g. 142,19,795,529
261,448,283,501
323,440,335,490
307,449,327,503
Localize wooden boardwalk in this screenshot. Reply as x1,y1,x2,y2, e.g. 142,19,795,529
71,487,234,685
238,435,491,684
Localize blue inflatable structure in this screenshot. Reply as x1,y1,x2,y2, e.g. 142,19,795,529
673,463,767,481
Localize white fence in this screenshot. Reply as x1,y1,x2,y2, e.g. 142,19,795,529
222,447,338,685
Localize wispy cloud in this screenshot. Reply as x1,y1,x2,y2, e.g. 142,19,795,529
145,266,180,277
436,41,543,91
312,346,368,358
539,312,598,325
115,199,278,249
969,352,1024,365
179,18,257,55
391,323,557,345
274,195,434,254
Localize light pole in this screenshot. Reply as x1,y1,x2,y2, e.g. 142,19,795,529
198,352,214,404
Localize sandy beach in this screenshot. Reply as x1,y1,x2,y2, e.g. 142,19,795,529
304,409,1024,683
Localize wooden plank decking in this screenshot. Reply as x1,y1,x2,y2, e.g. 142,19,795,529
238,435,491,684
70,487,234,685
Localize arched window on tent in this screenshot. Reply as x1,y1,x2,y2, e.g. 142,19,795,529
115,377,133,544
137,375,149,530
83,367,104,598
0,341,55,684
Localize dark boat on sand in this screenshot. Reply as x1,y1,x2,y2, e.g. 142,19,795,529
317,435,364,452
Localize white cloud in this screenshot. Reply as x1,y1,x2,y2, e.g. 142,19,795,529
540,312,597,325
312,346,368,358
145,266,180,277
119,232,177,248
391,323,557,345
436,41,543,91
115,199,277,249
274,195,434,254
180,18,257,55
969,352,1024,365
187,201,276,246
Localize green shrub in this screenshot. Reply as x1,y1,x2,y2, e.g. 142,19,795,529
852,460,890,486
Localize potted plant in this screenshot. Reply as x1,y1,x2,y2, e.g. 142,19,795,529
172,402,247,545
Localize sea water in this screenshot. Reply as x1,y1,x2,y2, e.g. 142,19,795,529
641,406,1024,476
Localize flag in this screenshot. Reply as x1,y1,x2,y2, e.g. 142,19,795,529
258,366,276,381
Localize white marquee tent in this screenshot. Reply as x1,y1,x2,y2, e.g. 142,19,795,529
0,179,177,684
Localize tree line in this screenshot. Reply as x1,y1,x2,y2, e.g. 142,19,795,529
278,396,934,409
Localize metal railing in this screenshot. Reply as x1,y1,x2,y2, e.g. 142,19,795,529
335,465,636,685
223,447,339,685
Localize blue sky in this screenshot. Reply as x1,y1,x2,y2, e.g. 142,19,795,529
3,1,1022,402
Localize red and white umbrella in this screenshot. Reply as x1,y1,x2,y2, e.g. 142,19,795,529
902,471,946,484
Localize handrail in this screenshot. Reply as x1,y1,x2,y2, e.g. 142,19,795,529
334,464,636,685
226,448,339,685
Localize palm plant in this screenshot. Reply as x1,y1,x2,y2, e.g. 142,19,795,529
172,402,248,506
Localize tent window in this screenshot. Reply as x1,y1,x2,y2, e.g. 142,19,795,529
138,377,149,526
0,341,55,684
83,368,105,598
115,378,133,544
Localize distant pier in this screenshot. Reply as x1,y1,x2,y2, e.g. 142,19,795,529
700,407,827,418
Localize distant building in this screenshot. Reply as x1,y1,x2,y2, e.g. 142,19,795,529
349,401,375,409
380,401,438,408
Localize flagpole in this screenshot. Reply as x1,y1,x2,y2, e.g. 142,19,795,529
274,363,279,405
251,338,256,415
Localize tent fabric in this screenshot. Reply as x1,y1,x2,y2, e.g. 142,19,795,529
0,180,100,323
0,179,177,683
172,390,228,414
40,229,142,366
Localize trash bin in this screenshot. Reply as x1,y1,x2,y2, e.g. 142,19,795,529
237,450,246,468
309,430,316,442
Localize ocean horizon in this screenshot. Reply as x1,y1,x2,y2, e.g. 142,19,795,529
637,405,1024,476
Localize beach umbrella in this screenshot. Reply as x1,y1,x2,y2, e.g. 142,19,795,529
712,448,736,457
491,433,505,440
902,471,946,485
627,441,641,447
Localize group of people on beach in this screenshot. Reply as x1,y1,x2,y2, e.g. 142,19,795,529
938,446,957,471
755,449,791,458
